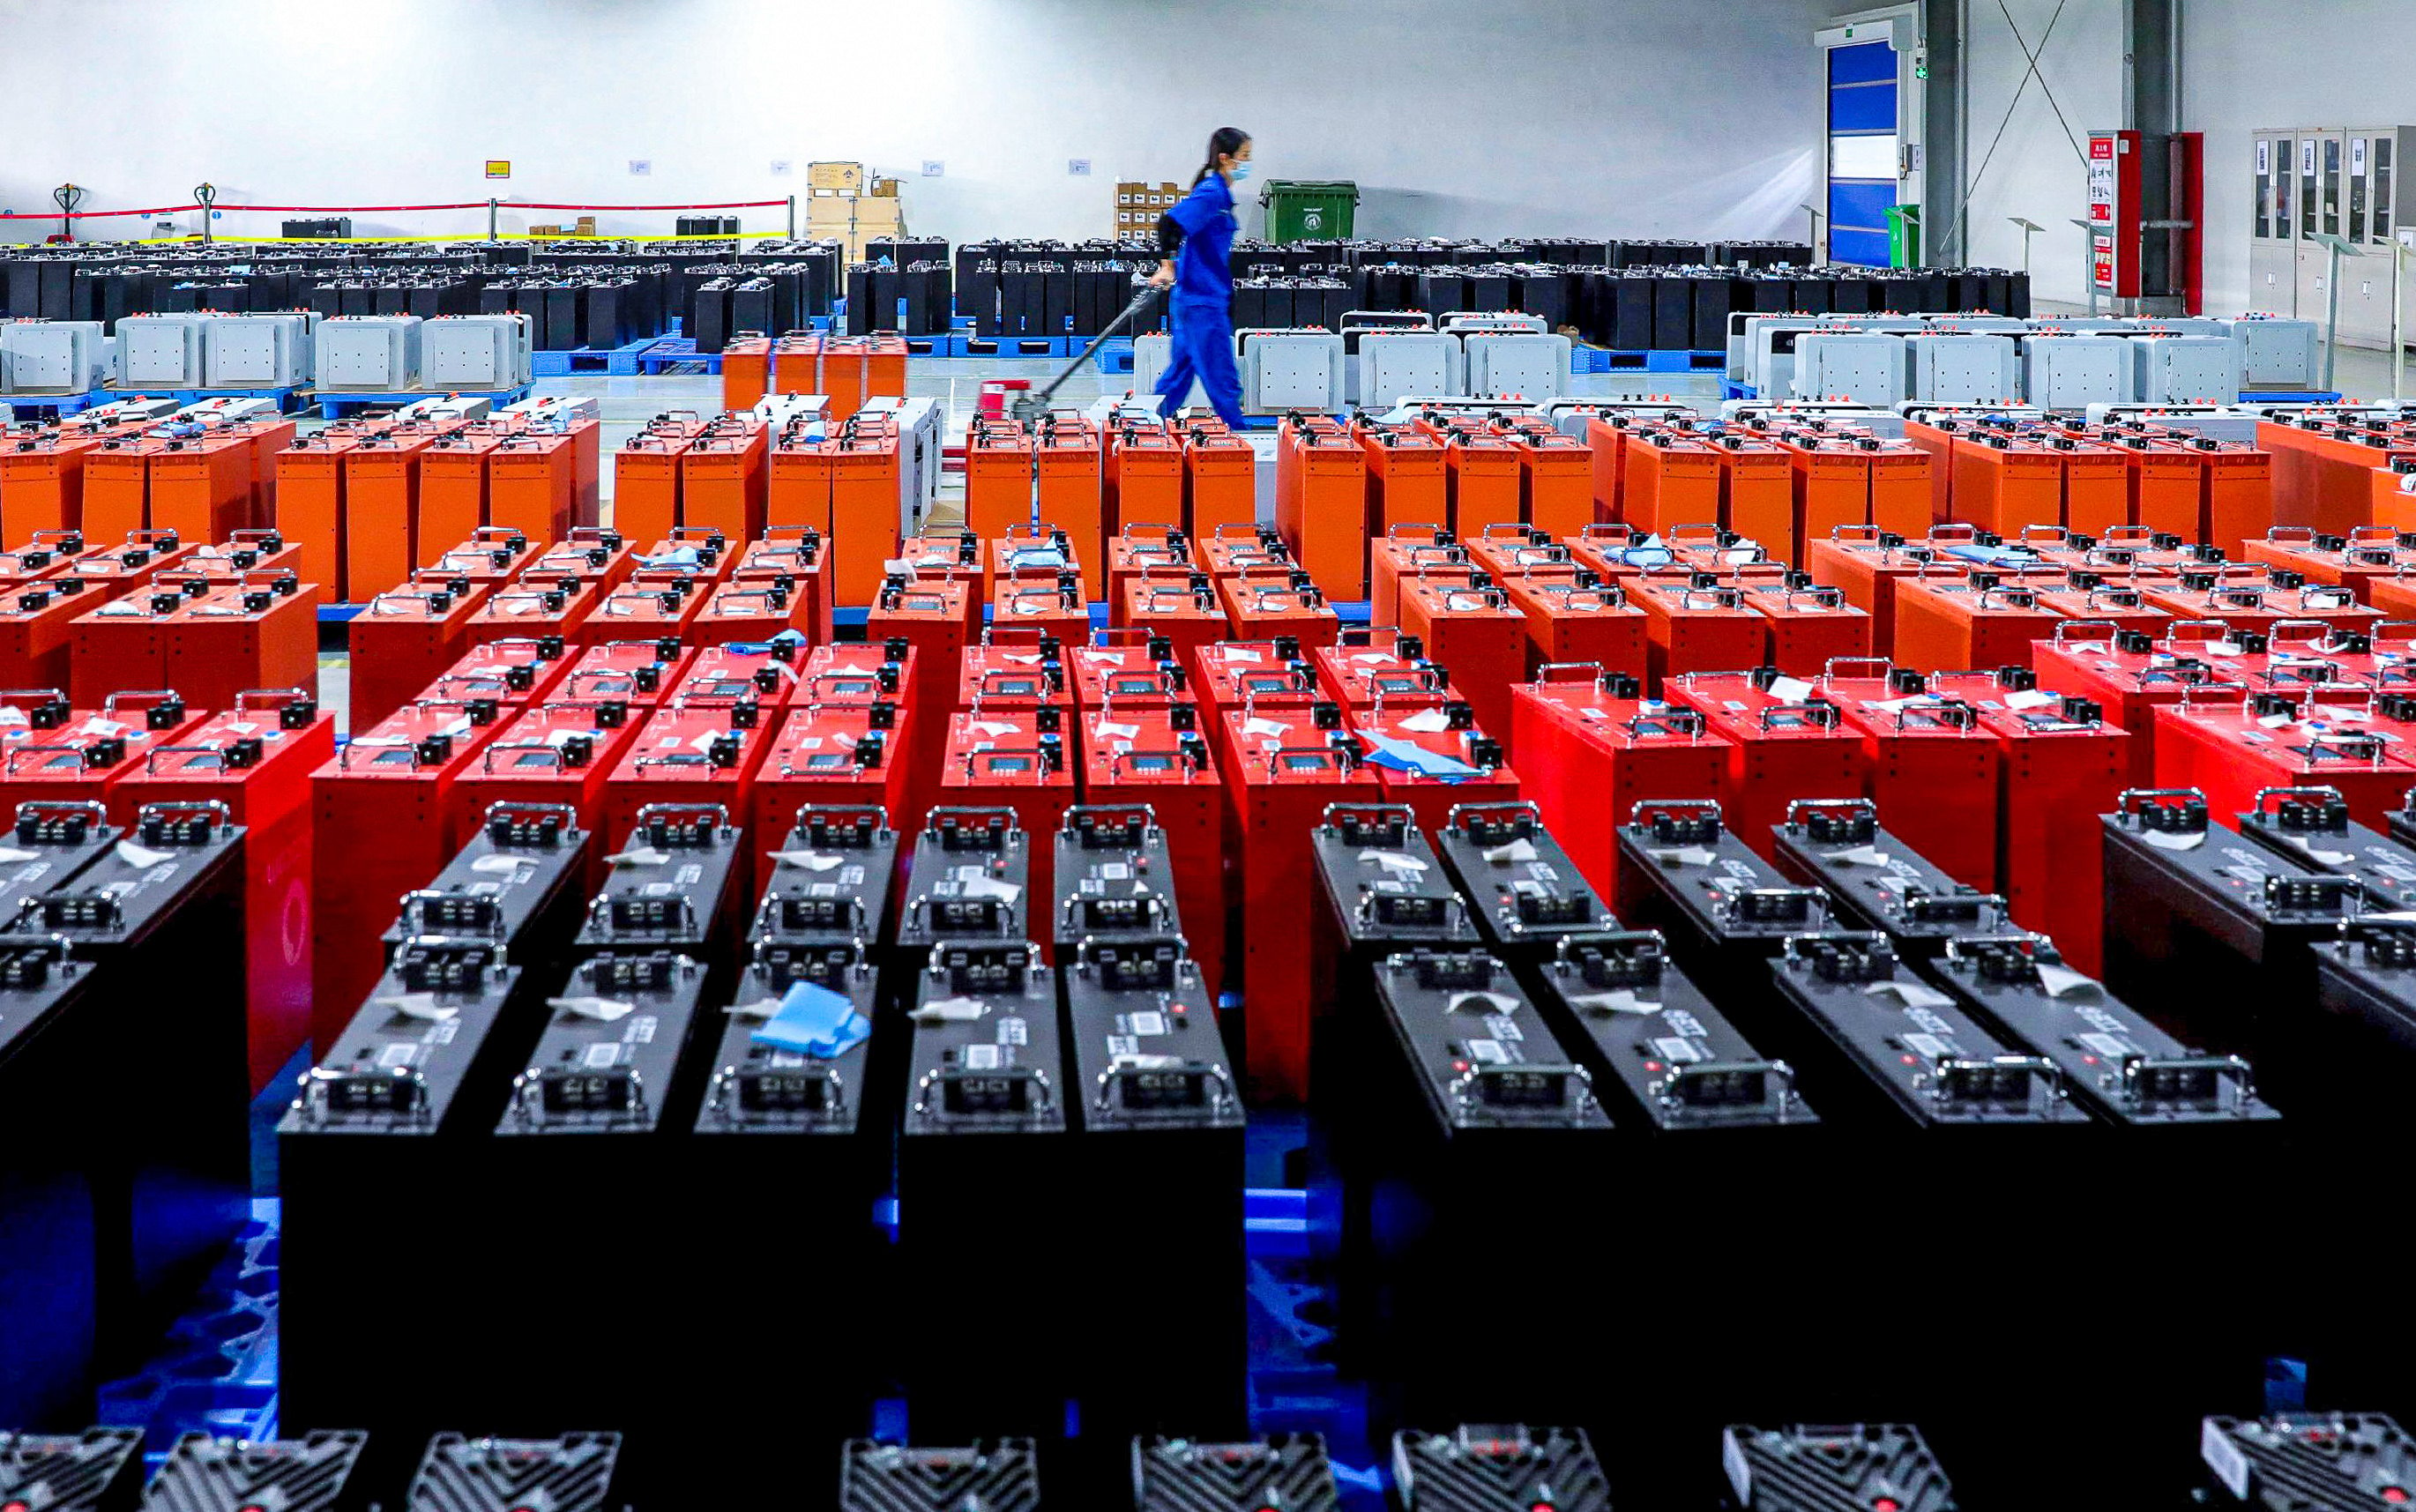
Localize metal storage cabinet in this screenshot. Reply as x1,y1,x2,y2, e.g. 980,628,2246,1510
116,312,214,388
422,312,533,389
1462,331,1570,399
315,314,421,390
203,312,311,387
1,320,107,393
1905,332,2017,404
1788,331,1905,406
2131,332,2241,404
1353,331,1457,410
1239,331,1344,413
2215,314,2323,390
2020,333,2132,408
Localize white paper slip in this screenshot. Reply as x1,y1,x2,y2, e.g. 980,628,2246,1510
1080,649,1122,663
115,841,175,870
1823,845,1890,868
1395,708,1453,734
2294,842,2355,867
960,875,1022,903
2033,964,2099,999
1219,648,1263,663
1360,849,1428,874
549,996,636,1023
724,999,781,1020
2004,689,2057,711
1093,721,1139,741
2141,829,2205,852
1482,838,1540,863
544,728,598,749
999,652,1043,665
1242,717,1291,738
606,845,670,868
882,558,914,577
911,996,989,1024
2257,712,2294,729
468,855,530,875
1447,991,1517,1016
970,720,1022,737
768,850,844,872
0,847,39,863
1864,980,1954,1009
377,994,457,1022
1649,846,1718,867
688,729,728,752
1351,652,1391,664
1766,675,1815,704
1568,989,1657,1014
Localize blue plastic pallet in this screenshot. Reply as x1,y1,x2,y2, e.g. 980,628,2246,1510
95,1201,281,1456
310,384,530,420
1570,345,1614,375
531,335,657,378
1093,337,1136,374
632,338,721,376
1722,379,1757,400
0,389,111,417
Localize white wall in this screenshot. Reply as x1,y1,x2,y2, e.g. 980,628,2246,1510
2183,0,2416,318
0,0,1834,248
1945,0,2122,305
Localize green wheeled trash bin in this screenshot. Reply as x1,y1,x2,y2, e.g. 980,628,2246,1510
1886,205,1922,267
1259,180,1360,244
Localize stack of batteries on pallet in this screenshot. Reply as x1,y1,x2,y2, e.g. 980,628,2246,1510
955,239,1166,339
5,245,518,330
309,275,485,321
475,274,662,352
841,259,955,336
670,259,829,351
1575,263,2034,352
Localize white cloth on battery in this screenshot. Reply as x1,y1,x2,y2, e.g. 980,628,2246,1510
2256,712,2294,729
1093,721,1140,741
1482,838,1540,863
768,850,843,872
1863,980,1953,1009
1242,717,1290,738
1219,647,1263,663
997,652,1043,665
2293,839,2356,867
549,995,635,1023
970,719,1021,737
605,845,670,868
1567,989,1656,1014
377,993,456,1022
2033,964,2099,999
911,996,989,1023
1360,849,1427,874
115,841,175,870
959,875,1021,903
1350,652,1391,664
0,847,38,863
2141,829,2205,852
1446,991,1517,1015
1394,708,1453,734
1649,846,1718,868
469,854,531,875
725,998,781,1019
1823,845,1890,868
0,709,25,727
543,728,596,749
1766,675,1814,704
2003,689,2057,711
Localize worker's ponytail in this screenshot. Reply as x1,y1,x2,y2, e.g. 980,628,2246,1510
1191,126,1251,188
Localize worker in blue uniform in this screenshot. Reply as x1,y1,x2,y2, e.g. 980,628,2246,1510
1148,126,1253,428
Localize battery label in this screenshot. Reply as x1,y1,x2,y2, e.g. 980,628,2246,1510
1652,1036,1707,1063
1663,1008,1711,1039
1465,1039,1507,1063
583,1043,620,1069
965,1043,1003,1069
1901,1031,1952,1059
2077,1031,2134,1060
1484,1014,1523,1041
377,1042,417,1069
624,1016,658,1044
997,1016,1027,1046
1125,1009,1167,1036
1106,1035,1138,1057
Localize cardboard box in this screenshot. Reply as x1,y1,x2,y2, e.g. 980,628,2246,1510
810,160,865,191
869,177,899,197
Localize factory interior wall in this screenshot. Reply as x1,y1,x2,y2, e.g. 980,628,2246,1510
2181,0,2414,320
0,0,1837,248
1945,0,2123,309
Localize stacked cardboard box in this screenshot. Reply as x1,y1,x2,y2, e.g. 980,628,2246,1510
526,216,600,238
1115,181,1182,238
805,161,906,260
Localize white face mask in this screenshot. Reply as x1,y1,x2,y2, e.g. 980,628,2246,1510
1229,162,1253,182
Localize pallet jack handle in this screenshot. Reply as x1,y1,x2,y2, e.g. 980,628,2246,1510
1011,284,1165,424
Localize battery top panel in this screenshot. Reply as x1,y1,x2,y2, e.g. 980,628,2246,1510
1051,807,1180,946
1370,950,1614,1136
1771,803,2008,949
1311,805,1479,950
1928,934,2278,1128
2236,789,2416,912
1769,932,2089,1128
21,810,243,947
898,809,1032,950
498,951,705,1136
0,1427,144,1512
750,805,899,947
406,1433,623,1512
1618,806,1830,947
1535,931,1815,1131
1135,1435,1339,1512
1721,1423,1956,1512
579,807,745,954
1063,937,1241,1132
2101,793,2365,932
280,943,521,1137
1432,801,1617,953
148,1430,369,1512
904,943,1065,1135
382,810,585,953
837,1441,1040,1512
2201,1412,2416,1510
697,943,879,1136
1391,1426,1612,1512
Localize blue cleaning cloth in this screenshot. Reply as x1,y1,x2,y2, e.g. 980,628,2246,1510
1938,543,2043,568
638,546,702,570
1360,733,1484,782
749,981,872,1058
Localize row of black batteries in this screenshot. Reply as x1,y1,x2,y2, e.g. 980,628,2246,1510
15,778,2416,1508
